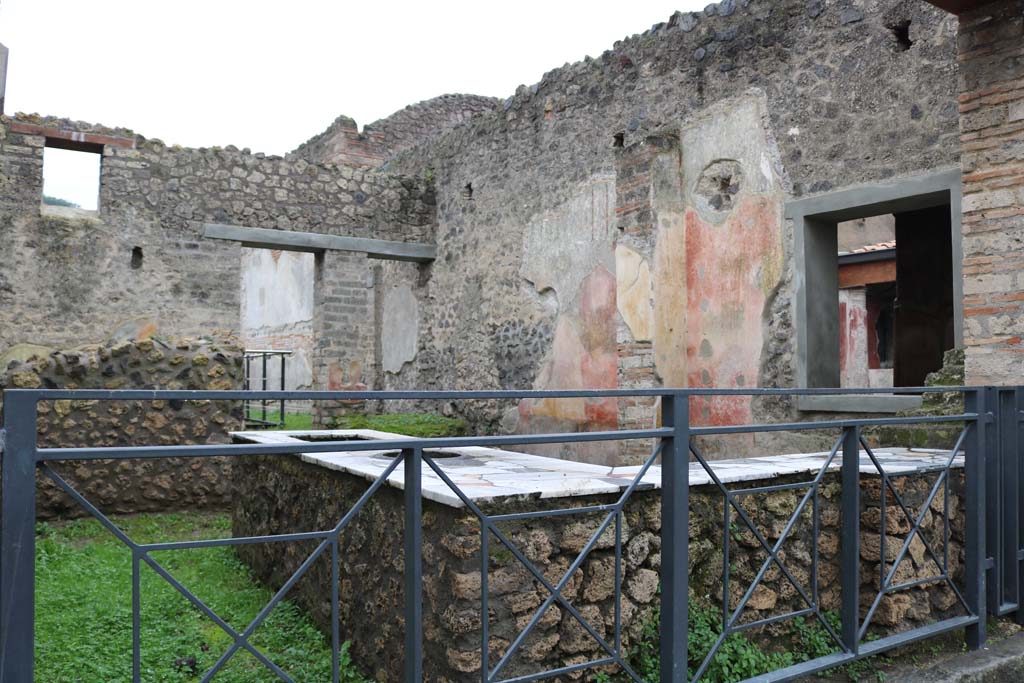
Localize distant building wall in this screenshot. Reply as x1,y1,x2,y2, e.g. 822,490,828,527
837,215,896,253
0,115,435,414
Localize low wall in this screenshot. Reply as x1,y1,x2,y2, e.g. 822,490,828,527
232,435,966,682
0,336,244,519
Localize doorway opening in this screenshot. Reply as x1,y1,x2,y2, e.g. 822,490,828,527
788,169,962,412
837,206,955,389
240,247,316,424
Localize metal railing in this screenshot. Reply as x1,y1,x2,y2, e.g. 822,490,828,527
0,386,1002,683
243,349,293,428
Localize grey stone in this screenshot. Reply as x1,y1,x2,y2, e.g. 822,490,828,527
678,12,699,32
839,8,864,24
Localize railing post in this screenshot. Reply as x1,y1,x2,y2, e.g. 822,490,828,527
983,386,1002,618
660,392,689,683
1,390,38,683
279,353,286,427
261,352,269,425
966,388,988,649
244,353,251,421
840,425,860,655
404,447,423,683
995,387,1019,618
1016,386,1024,627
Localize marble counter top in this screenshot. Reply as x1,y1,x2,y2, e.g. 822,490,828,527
231,429,964,509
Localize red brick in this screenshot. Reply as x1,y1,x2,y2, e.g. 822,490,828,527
9,121,134,148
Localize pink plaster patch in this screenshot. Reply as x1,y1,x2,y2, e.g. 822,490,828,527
684,196,782,428
519,266,619,432
327,360,367,395
839,295,868,385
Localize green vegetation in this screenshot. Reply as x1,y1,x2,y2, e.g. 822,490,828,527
617,601,793,682
246,409,313,430
245,411,468,437
603,601,883,683
36,512,368,683
43,195,81,208
327,412,469,438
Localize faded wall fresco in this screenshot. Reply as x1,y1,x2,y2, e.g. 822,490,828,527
684,195,783,428
516,176,620,463
612,95,787,459
381,283,420,374
839,288,870,388
508,97,785,461
680,98,785,437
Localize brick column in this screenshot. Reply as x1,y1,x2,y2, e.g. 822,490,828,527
958,1,1024,384
614,133,681,463
312,250,377,426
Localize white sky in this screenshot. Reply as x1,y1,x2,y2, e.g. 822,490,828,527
42,147,101,209
4,1,707,207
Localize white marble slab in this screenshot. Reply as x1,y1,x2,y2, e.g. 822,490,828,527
231,429,965,509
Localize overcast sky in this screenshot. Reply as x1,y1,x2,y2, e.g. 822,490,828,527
2,1,707,153
4,1,707,208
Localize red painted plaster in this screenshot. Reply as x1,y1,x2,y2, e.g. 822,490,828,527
683,196,782,428
866,296,883,370
519,266,619,432
843,301,865,374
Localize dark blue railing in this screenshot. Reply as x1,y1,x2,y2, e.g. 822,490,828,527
0,386,1007,683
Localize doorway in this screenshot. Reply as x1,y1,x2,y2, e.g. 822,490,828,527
788,169,963,411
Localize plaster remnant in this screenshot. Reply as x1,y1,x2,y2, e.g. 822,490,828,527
615,245,654,342
653,213,688,388
381,284,420,374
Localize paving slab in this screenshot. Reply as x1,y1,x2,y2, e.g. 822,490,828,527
891,632,1024,682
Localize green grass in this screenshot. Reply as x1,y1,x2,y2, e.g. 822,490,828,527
36,512,369,683
246,410,313,430
603,602,884,683
327,413,468,438
246,411,468,438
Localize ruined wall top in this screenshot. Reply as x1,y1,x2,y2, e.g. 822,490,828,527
390,0,958,199
9,113,137,140
364,94,501,158
290,93,500,168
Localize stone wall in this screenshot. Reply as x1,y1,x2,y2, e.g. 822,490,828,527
957,0,1024,385
0,114,436,408
370,0,961,457
233,454,965,683
291,94,500,169
0,336,244,519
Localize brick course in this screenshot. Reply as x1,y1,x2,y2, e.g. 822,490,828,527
957,0,1024,383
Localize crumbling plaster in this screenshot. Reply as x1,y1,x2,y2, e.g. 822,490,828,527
381,283,420,374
